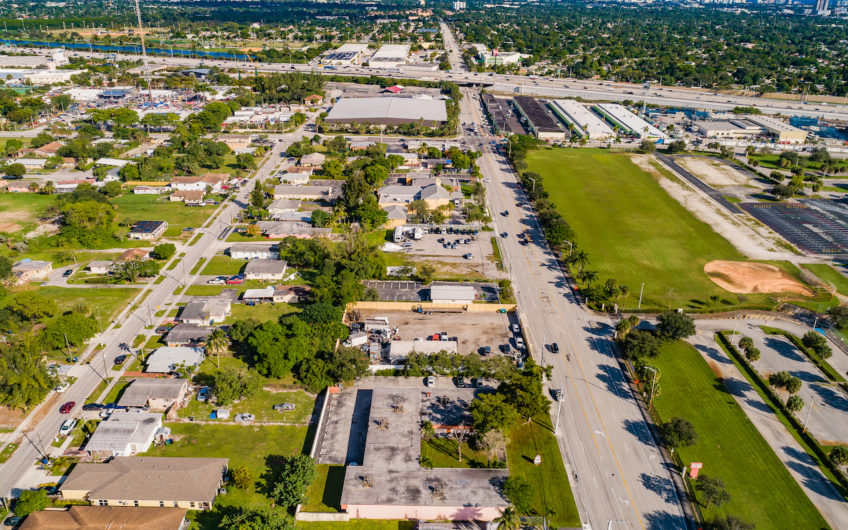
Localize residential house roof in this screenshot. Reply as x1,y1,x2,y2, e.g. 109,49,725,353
60,456,228,503
12,260,51,272
227,243,279,256
165,323,213,345
267,199,301,212
84,410,162,454
117,379,188,408
145,346,205,373
244,259,287,276
34,141,63,156
87,260,113,271
20,506,187,530
242,286,275,300
300,152,326,166
172,190,205,202
274,285,312,301
129,221,166,234
118,248,149,262
178,299,230,323
384,204,408,220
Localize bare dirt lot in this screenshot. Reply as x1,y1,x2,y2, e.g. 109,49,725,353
355,308,515,353
0,222,20,232
704,260,814,296
676,157,751,188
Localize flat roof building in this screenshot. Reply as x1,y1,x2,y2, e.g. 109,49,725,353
550,99,614,140
513,96,568,141
325,97,448,127
745,115,808,144
694,119,765,139
84,410,162,457
594,104,665,139
325,43,369,65
429,283,477,304
369,44,410,68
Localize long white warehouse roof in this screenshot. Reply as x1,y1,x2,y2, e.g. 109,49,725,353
371,44,410,60
325,97,447,124
550,100,614,140
595,103,665,139
335,43,369,53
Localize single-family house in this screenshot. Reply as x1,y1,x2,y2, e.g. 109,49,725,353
117,248,149,262
273,285,311,303
170,173,229,193
256,221,332,239
128,221,168,240
273,185,338,201
133,185,167,195
300,152,326,168
282,167,313,183
7,180,39,193
19,506,188,530
33,141,63,157
178,299,231,326
144,346,205,374
84,410,162,457
15,158,47,171
60,456,228,510
87,260,113,274
383,205,408,228
227,243,279,260
170,189,205,206
267,199,301,217
242,286,275,304
117,378,189,411
164,323,213,347
244,259,287,281
55,179,95,193
304,94,324,105
11,260,52,284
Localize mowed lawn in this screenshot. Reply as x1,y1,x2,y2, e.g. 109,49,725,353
803,263,848,297
526,149,766,310
651,341,828,528
111,194,218,236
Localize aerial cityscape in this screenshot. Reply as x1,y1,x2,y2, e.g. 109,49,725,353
0,0,847,529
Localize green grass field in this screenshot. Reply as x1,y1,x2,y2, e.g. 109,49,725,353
802,263,848,297
650,340,828,528
506,416,580,527
302,464,345,513
420,437,499,468
177,389,315,423
202,255,246,276
111,194,218,237
525,149,815,311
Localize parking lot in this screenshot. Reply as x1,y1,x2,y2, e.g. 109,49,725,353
353,308,517,354
740,199,848,256
396,232,501,279
362,280,500,302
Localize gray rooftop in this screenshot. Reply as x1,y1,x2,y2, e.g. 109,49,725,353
145,347,204,373
326,97,447,124
244,258,287,275
165,323,213,344
84,410,161,453
117,379,187,408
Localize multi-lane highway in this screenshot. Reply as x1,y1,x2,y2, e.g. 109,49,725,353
0,140,285,498
457,90,690,529
15,42,848,121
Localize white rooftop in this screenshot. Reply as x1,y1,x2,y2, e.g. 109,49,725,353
145,347,205,373
595,103,665,139
551,100,614,139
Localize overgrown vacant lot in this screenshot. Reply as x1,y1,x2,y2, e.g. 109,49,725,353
652,341,827,528
525,149,814,311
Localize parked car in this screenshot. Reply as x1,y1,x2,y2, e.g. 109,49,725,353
512,323,521,334
54,381,70,393
82,403,104,411
234,413,255,423
273,403,296,412
59,401,75,414
226,275,244,285
196,387,210,402
4,516,23,527
554,388,563,401
550,342,560,354
62,269,73,277
59,419,77,436
515,337,526,350
113,354,128,365
425,376,436,387
208,277,227,285
463,253,473,260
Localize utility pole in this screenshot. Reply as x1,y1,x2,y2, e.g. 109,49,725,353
645,366,658,408
133,0,153,104
638,282,644,309
553,390,564,435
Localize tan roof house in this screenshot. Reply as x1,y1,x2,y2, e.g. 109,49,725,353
11,260,52,284
60,456,228,510
20,506,187,530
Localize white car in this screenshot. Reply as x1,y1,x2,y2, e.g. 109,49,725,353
511,324,521,334
59,419,77,436
515,337,526,350
54,381,70,393
426,376,436,387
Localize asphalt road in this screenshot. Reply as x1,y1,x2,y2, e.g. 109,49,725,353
15,45,848,121
0,140,285,498
459,90,688,529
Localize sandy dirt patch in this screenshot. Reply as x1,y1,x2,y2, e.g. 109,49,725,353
0,209,31,224
25,221,60,240
704,260,814,296
0,222,20,232
676,157,751,188
629,155,797,261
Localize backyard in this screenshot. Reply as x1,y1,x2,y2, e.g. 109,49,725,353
525,148,822,311
650,340,827,527
177,388,316,423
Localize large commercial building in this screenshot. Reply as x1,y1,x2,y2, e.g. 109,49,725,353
549,99,614,140
324,43,370,65
594,103,665,139
693,119,765,140
513,96,568,141
746,114,808,144
325,97,447,126
369,44,410,69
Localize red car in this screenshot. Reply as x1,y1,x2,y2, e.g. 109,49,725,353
226,276,244,285
59,401,75,414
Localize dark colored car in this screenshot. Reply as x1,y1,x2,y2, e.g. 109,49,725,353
4,516,23,527
550,343,560,354
59,401,75,414
62,269,73,277
113,354,128,365
82,403,104,411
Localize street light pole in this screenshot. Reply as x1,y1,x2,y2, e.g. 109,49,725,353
645,366,658,408
803,397,814,433
554,389,564,435
638,282,644,309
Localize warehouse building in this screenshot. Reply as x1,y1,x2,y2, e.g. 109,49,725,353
694,119,765,139
324,43,370,65
549,99,614,140
745,115,808,144
369,44,410,68
513,96,568,141
325,97,447,126
594,103,665,139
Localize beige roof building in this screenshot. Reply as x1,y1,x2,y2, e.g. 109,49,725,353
117,378,189,411
11,260,52,284
60,457,228,510
20,506,187,530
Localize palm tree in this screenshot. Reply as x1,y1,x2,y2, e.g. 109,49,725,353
206,329,229,368
494,506,521,530
615,318,633,339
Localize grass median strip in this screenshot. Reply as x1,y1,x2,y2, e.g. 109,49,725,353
651,340,828,527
